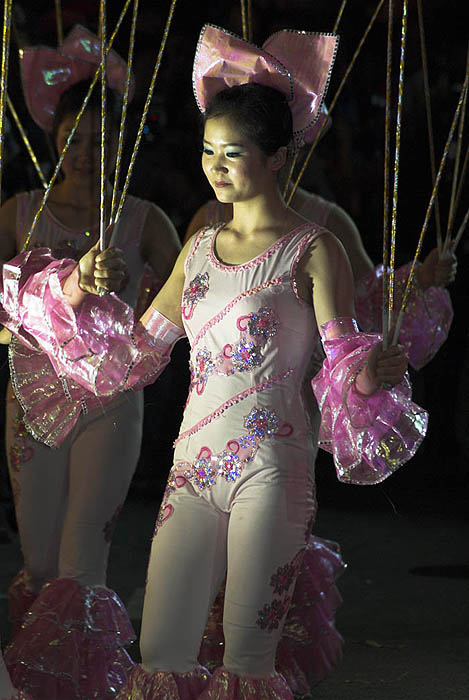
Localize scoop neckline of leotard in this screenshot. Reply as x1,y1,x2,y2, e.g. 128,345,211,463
209,220,313,269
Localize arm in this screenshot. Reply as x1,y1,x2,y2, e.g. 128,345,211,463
302,233,427,484
140,202,181,284
324,202,374,282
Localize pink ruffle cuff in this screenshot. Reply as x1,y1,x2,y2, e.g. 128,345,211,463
198,666,293,699
5,578,135,700
0,248,185,398
355,263,453,370
115,664,210,699
313,318,428,484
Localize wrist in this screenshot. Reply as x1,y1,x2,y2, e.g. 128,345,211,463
355,362,379,396
62,265,88,307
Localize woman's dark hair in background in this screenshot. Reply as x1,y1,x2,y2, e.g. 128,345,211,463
52,79,122,141
204,82,293,156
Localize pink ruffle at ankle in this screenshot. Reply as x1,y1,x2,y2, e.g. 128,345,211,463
5,578,135,700
199,536,345,696
115,664,210,699
8,570,38,639
0,692,33,700
198,667,293,699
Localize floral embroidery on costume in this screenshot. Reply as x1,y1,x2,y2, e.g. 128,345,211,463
103,504,123,543
256,551,304,632
9,413,34,472
256,595,291,632
182,272,210,319
188,307,280,395
154,471,189,535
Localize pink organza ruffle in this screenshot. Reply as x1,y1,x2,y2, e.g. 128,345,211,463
355,263,453,370
8,570,38,639
115,664,210,699
0,249,183,398
5,578,135,700
199,536,345,695
199,666,293,699
0,692,33,700
313,325,428,484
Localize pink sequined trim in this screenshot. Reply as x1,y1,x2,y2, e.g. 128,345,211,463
198,666,293,699
192,278,283,350
174,369,293,445
209,224,312,271
115,663,210,699
185,226,212,275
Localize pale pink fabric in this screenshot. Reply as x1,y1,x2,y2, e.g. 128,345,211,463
21,25,135,131
193,25,338,142
355,262,453,370
116,665,210,699
5,578,135,700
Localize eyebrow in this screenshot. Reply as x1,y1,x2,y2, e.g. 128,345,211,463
203,139,245,147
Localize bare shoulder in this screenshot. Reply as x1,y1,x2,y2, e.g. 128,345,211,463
302,229,348,275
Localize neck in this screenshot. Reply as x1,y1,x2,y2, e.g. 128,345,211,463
53,178,113,209
230,186,288,236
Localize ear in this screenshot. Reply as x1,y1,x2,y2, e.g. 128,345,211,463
270,146,287,172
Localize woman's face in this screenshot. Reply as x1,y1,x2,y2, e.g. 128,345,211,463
55,109,118,188
202,115,276,204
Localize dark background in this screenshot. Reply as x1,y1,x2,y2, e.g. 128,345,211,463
1,0,468,527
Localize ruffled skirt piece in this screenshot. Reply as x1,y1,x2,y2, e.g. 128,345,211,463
198,536,345,697
0,691,33,700
5,578,135,700
115,663,211,699
198,667,293,699
8,569,38,639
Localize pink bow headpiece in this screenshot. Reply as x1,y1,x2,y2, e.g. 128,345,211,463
193,24,338,147
20,25,134,131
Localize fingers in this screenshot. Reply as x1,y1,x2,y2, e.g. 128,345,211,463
93,247,127,292
373,345,407,387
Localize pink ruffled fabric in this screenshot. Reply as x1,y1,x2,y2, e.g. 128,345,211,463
115,664,210,699
199,536,345,696
5,578,135,700
0,249,183,398
0,692,33,700
8,569,38,639
198,667,292,699
355,263,453,370
312,319,428,484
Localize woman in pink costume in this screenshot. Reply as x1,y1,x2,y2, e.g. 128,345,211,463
0,27,180,700
0,24,428,699
184,82,456,700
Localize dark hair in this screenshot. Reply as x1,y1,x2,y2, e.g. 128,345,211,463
52,79,121,141
204,82,293,155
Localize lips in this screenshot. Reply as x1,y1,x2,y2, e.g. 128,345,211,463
214,181,231,187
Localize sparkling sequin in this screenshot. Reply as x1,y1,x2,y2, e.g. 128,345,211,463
270,554,302,595
216,451,242,482
191,348,216,392
182,272,210,315
9,412,35,472
244,407,279,439
247,307,279,340
231,340,263,371
185,457,216,490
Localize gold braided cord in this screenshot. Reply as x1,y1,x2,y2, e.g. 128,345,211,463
451,202,469,251
0,0,13,202
381,0,393,349
453,141,469,219
247,0,252,43
333,0,348,33
416,0,442,251
392,68,469,345
7,94,47,188
110,0,138,223
22,0,133,252
114,0,177,225
240,0,248,41
99,0,107,251
445,43,469,247
287,0,386,206
387,0,408,334
54,0,63,46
